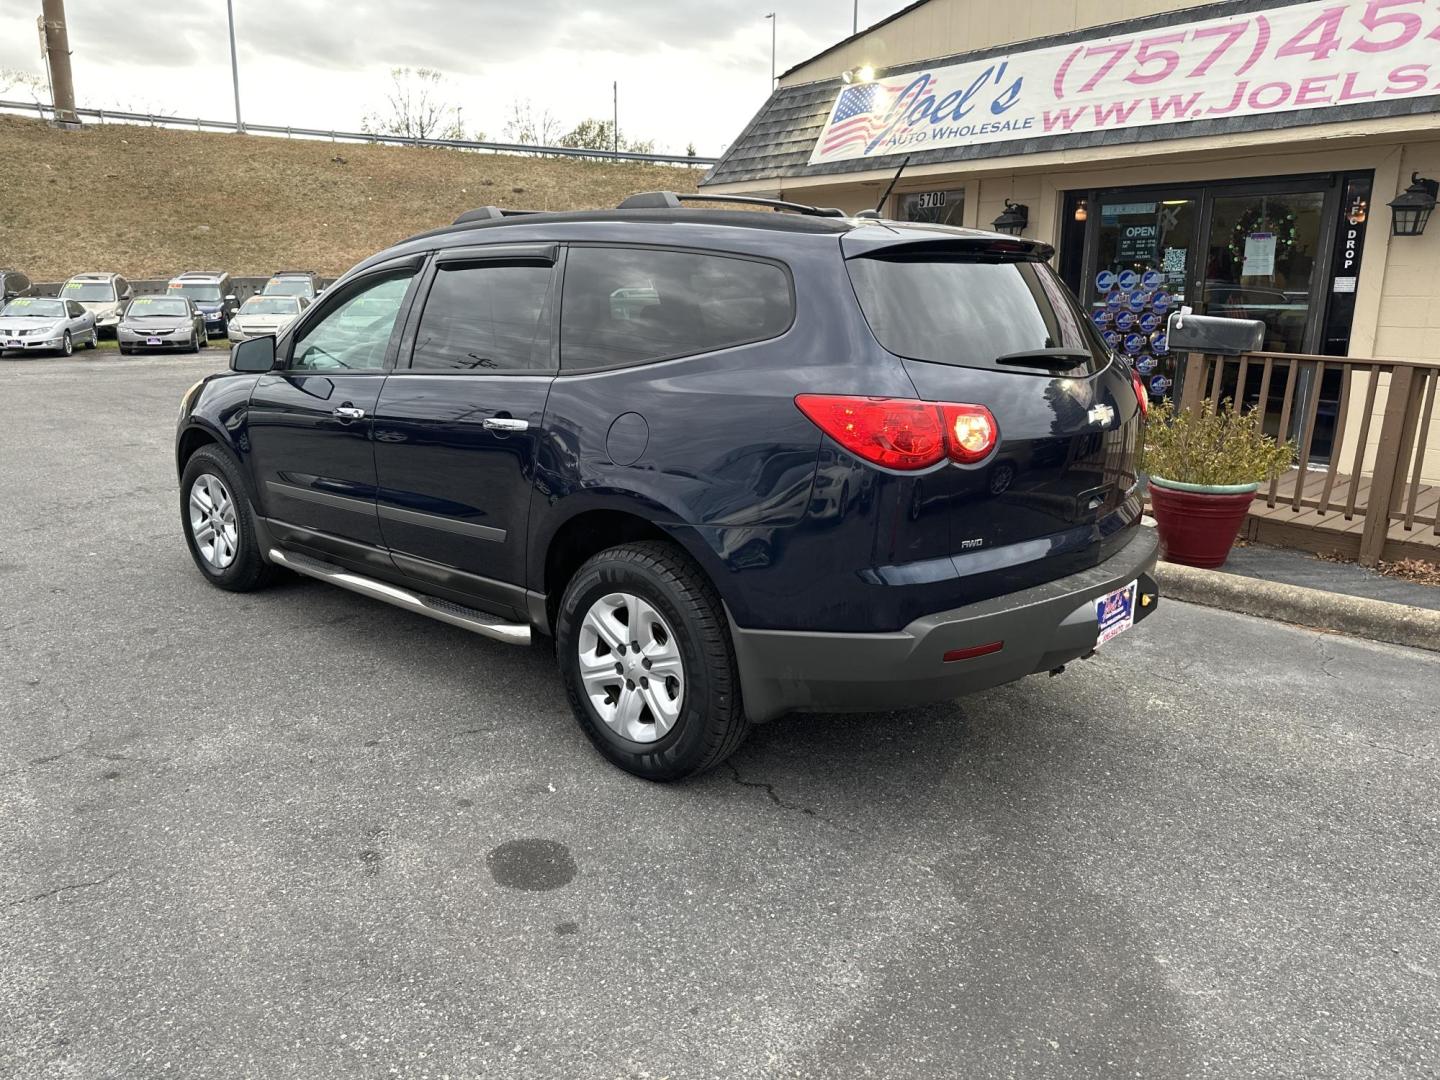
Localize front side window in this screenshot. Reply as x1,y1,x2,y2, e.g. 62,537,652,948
291,271,414,372
410,263,554,372
560,247,792,371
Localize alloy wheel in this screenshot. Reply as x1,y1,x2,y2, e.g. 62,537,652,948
577,591,685,743
188,472,239,569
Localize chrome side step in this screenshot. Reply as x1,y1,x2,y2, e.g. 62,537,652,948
268,548,531,646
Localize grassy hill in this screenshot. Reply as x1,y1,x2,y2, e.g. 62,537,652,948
0,116,703,281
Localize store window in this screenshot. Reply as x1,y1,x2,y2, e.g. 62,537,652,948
897,189,965,227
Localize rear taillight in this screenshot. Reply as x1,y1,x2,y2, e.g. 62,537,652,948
794,395,998,471
1131,370,1149,420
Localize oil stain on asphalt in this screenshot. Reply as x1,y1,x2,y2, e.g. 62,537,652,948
486,839,576,891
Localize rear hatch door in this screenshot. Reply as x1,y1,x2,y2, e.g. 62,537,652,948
843,232,1143,586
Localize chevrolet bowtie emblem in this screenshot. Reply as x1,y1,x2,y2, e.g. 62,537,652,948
1088,404,1116,427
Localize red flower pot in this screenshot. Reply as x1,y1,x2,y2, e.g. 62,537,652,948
1148,478,1258,569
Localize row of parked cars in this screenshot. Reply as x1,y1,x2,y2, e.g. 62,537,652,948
0,268,321,356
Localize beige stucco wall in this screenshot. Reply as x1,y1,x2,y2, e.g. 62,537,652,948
781,0,1214,86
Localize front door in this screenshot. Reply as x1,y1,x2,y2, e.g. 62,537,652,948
371,245,558,617
248,261,422,563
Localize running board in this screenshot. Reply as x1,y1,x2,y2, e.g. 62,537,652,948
268,548,531,646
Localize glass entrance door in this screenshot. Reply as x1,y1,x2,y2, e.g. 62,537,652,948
1198,189,1329,354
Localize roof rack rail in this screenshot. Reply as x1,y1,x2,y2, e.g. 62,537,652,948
452,206,539,225
272,269,319,276
618,191,847,218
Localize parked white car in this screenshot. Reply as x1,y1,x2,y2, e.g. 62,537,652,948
60,272,133,336
0,296,99,356
226,294,310,343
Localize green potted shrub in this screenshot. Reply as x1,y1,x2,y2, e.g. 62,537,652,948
1142,399,1295,569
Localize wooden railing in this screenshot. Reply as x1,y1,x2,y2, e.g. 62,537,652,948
1175,350,1440,565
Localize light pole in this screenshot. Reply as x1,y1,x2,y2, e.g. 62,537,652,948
225,0,243,132
612,81,618,156
38,0,78,125
853,1,859,34
765,12,776,89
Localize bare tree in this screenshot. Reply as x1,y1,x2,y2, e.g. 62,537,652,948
502,99,563,149
1,67,46,106
362,67,467,141
558,118,655,155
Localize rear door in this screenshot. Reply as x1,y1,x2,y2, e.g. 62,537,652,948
371,244,558,617
843,236,1143,575
247,259,422,560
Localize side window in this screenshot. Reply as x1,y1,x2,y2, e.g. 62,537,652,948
116,277,129,296
67,301,83,318
410,262,554,372
560,247,792,371
291,270,415,372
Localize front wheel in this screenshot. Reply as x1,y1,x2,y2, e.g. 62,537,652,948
179,445,277,592
60,331,73,357
85,329,97,349
556,541,748,781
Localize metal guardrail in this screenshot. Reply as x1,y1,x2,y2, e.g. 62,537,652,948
0,98,716,167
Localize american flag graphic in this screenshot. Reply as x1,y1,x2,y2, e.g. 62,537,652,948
821,83,892,155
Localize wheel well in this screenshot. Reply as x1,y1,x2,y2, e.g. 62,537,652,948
176,426,219,475
542,510,675,628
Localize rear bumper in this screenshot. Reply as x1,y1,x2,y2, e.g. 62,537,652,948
730,528,1159,722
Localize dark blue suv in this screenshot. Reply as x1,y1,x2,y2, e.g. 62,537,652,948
176,193,1159,780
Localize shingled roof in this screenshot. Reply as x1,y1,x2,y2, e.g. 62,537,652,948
702,0,1440,188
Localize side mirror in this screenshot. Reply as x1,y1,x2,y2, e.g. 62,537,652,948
231,334,277,373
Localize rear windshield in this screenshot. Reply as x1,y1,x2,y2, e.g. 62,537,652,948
847,254,1108,373
169,283,222,301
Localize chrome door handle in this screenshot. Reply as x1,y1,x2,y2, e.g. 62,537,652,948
333,406,366,421
482,417,529,432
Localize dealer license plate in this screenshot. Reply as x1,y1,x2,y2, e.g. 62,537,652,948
146,337,162,345
1096,580,1138,645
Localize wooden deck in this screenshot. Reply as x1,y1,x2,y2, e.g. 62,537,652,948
1242,466,1440,562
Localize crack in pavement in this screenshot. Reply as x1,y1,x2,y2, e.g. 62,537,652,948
3,870,123,909
1312,633,1342,680
726,762,860,834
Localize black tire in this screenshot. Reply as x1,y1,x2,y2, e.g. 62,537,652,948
60,331,72,357
84,330,97,349
179,444,277,592
118,344,132,355
556,541,748,781
186,330,200,354
199,327,209,349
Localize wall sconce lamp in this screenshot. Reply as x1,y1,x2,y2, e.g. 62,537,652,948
1387,173,1437,237
991,199,1029,235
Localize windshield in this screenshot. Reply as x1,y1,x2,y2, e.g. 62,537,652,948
263,278,313,297
242,297,300,315
168,283,222,302
2,298,64,317
847,253,1108,374
63,281,116,302
127,297,191,317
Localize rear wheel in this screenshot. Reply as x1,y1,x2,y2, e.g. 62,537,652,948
180,444,277,592
556,541,747,781
85,329,97,349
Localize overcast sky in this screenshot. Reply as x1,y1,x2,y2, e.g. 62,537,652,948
0,1,900,154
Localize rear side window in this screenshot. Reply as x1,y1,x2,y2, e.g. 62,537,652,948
560,247,792,371
847,254,1107,373
410,263,554,372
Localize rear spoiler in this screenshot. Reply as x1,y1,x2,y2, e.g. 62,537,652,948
841,232,1054,262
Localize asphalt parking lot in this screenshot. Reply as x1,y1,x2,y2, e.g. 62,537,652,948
3,353,1439,1079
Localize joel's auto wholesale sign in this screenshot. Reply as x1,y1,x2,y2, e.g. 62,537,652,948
810,0,1440,164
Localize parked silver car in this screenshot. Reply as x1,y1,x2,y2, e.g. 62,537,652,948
0,296,98,356
226,294,309,343
117,295,209,354
60,271,134,336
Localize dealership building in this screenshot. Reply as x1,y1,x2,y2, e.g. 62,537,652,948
702,0,1440,490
